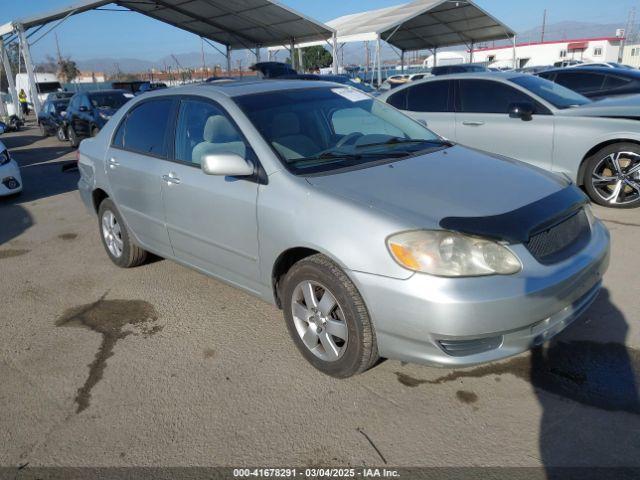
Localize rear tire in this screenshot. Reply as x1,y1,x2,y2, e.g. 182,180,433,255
97,198,148,268
281,254,379,378
57,125,67,142
68,126,80,148
584,143,640,209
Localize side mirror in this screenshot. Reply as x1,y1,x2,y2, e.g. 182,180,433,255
201,153,254,177
508,102,534,121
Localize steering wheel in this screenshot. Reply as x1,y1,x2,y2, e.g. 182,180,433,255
336,132,364,149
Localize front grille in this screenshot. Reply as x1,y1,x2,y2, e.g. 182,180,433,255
526,209,591,265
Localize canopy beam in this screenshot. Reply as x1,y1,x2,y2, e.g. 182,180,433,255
16,23,42,114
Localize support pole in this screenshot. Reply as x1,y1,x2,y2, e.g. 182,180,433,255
16,23,41,114
512,35,517,69
290,38,296,70
255,46,261,63
469,41,475,63
0,38,19,119
400,50,405,72
433,47,438,67
226,45,232,75
376,34,382,87
332,32,339,74
298,48,303,72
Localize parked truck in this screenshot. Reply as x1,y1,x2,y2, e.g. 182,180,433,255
15,73,63,111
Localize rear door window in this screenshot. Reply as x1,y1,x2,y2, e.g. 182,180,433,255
405,81,451,112
113,99,175,158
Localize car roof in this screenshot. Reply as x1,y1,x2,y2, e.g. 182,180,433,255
541,66,640,77
141,79,345,98
414,71,521,81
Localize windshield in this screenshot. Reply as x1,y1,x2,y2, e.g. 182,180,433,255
53,100,69,113
511,75,591,109
89,93,128,109
235,87,446,175
37,82,62,93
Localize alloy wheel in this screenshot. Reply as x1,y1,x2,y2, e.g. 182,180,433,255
101,210,123,258
291,280,348,362
591,151,640,206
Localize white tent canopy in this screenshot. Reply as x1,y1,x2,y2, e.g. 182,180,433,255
270,0,515,83
0,0,337,115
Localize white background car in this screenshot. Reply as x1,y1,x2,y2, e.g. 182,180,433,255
0,139,22,196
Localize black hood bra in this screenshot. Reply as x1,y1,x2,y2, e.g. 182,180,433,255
439,186,589,244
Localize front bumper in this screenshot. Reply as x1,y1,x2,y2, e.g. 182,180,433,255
351,220,610,367
0,159,23,196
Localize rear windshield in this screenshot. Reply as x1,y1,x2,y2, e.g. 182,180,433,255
89,93,128,109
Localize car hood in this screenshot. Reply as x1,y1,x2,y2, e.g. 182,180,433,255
558,94,640,118
306,145,576,240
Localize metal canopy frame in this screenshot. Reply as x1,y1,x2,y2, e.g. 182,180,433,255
275,0,515,85
0,0,337,115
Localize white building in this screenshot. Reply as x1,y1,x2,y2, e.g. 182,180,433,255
470,37,623,69
72,71,106,84
622,43,640,68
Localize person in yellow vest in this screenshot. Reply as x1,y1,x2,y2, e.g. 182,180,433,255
18,89,29,115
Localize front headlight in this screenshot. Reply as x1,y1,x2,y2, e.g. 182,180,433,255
387,230,522,277
0,149,10,166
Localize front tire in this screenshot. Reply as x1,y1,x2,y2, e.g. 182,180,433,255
584,143,640,209
281,254,378,378
39,123,49,137
98,199,148,268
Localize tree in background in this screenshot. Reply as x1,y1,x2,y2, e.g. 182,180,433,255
286,46,333,72
58,58,80,83
300,46,333,72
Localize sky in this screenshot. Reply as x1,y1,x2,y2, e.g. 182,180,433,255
0,0,638,62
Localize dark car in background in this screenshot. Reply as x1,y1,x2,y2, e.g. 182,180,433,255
38,98,70,141
45,91,75,101
538,67,640,100
431,64,489,76
66,90,129,147
137,82,168,94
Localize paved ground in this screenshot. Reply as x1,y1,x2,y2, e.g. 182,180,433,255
1,124,639,472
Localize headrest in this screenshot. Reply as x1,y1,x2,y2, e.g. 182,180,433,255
203,115,239,143
272,112,301,138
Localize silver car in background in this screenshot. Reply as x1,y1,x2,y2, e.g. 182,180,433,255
380,72,640,208
78,81,610,377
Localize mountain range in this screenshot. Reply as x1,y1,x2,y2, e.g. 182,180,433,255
70,21,635,74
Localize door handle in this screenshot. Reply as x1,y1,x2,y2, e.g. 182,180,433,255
162,173,181,185
107,157,120,169
462,121,485,127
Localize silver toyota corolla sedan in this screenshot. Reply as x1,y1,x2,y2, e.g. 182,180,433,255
380,72,640,209
78,80,610,378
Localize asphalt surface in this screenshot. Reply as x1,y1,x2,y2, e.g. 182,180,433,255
1,124,639,472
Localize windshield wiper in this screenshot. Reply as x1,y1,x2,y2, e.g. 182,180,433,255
355,137,448,150
288,149,411,168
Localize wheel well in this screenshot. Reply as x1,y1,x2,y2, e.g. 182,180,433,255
92,189,109,213
579,139,640,185
272,247,319,308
